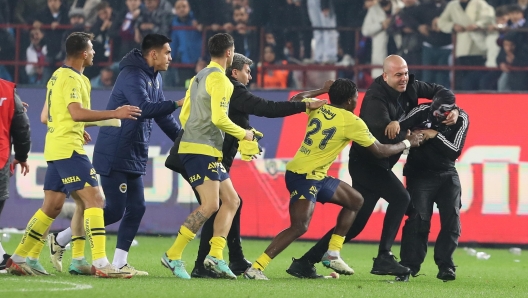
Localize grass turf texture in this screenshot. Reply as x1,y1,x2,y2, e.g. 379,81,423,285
1,235,527,297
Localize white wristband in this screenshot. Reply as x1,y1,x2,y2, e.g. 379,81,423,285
402,139,411,149
91,119,121,127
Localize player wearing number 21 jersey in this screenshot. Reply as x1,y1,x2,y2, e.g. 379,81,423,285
245,79,423,280
286,98,375,180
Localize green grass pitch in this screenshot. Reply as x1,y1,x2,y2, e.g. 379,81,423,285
1,234,527,297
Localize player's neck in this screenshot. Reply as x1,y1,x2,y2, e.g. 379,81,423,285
210,57,227,70
63,58,85,74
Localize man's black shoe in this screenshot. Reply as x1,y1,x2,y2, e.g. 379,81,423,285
371,253,411,276
228,258,252,276
191,265,219,278
0,254,11,271
437,267,456,281
286,258,324,279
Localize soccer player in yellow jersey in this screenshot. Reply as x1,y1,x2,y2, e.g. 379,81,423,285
244,79,423,280
6,32,141,278
161,33,256,280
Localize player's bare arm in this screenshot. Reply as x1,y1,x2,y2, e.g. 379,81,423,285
67,102,142,122
289,80,330,110
366,130,423,158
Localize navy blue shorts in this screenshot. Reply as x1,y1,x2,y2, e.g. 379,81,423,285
285,171,340,204
43,151,99,195
179,154,229,188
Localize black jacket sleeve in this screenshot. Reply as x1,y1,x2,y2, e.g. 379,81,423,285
230,86,306,118
399,104,430,131
415,80,446,100
11,91,31,163
428,110,469,161
360,95,401,144
155,114,181,142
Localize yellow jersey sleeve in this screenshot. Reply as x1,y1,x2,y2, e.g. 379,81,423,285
205,72,246,140
344,115,376,147
179,76,194,128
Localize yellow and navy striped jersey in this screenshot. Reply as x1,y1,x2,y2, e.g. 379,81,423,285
287,99,376,180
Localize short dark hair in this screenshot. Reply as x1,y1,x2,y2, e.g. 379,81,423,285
65,32,94,57
208,33,234,58
233,5,246,13
508,4,524,14
328,78,358,105
96,1,110,11
226,53,253,76
141,34,172,56
495,5,509,18
101,66,113,73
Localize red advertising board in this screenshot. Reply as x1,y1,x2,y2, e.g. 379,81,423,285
232,93,528,244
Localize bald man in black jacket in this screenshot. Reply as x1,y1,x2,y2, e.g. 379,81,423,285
287,55,460,279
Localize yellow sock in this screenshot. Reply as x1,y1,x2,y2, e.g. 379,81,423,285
166,226,195,260
84,208,106,260
328,234,345,252
71,236,86,260
14,209,54,258
252,253,271,271
27,239,45,260
208,236,226,260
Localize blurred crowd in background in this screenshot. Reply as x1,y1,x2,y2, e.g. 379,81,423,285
0,0,527,91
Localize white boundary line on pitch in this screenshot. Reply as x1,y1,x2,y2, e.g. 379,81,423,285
0,278,93,292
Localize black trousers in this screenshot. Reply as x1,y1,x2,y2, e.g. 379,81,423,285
302,158,410,263
165,154,244,267
399,172,461,273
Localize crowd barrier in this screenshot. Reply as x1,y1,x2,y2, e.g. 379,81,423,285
2,88,527,245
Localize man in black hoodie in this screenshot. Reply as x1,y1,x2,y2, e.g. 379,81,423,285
287,55,460,278
165,53,325,278
395,89,469,282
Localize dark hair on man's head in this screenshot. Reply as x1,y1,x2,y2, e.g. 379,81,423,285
226,53,252,76
208,33,234,58
507,4,524,14
141,34,171,56
495,5,509,18
65,32,94,57
233,5,246,12
96,1,110,11
328,78,358,105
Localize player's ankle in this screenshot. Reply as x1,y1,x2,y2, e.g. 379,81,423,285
92,257,110,268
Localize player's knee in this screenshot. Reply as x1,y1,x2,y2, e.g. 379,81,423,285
351,194,364,211
291,222,310,237
41,203,62,219
200,200,220,217
129,202,146,218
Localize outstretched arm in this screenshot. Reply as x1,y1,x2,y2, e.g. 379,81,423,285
231,88,306,118
290,80,333,103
